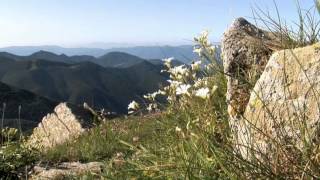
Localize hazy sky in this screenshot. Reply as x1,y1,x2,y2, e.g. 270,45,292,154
0,0,316,47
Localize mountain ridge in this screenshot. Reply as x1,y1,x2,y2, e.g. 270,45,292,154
0,50,184,68
0,44,212,64
0,56,169,114
0,81,58,130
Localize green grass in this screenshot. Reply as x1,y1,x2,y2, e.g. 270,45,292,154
41,113,186,179
43,115,165,163
252,0,320,49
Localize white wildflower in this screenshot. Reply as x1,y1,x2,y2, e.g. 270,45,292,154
143,94,151,100
128,100,139,111
169,65,189,78
158,90,166,95
146,103,158,112
191,60,202,71
147,104,153,112
176,65,188,74
192,73,197,79
132,136,139,142
152,91,160,97
163,57,174,68
143,91,161,101
198,30,210,44
195,87,210,99
194,78,208,88
175,126,182,132
163,57,174,63
167,80,182,88
194,30,215,56
176,84,191,95
167,96,173,102
164,86,170,91
193,47,203,56
200,30,209,39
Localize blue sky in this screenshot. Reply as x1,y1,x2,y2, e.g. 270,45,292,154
0,0,316,48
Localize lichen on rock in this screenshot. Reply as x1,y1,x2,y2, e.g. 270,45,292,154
239,43,320,160
28,102,93,150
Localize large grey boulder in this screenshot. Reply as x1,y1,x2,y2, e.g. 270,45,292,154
222,17,280,121
222,17,320,176
240,43,320,161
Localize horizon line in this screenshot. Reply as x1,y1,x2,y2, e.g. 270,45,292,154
0,42,221,49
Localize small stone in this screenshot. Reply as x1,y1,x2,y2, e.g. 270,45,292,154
30,162,103,179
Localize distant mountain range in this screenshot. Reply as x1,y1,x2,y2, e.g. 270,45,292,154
0,51,172,116
0,50,183,68
0,45,202,64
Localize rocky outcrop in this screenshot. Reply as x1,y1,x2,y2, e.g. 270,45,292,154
31,162,103,179
222,17,281,121
238,43,320,160
28,103,93,149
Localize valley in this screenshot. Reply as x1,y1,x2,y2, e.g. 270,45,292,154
0,51,181,124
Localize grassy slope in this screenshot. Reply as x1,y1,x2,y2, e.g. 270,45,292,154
40,65,229,179
41,76,229,179
43,114,165,163
42,114,178,179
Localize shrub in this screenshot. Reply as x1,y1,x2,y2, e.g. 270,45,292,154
0,139,38,179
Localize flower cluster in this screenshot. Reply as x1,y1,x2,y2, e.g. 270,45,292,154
143,90,165,101
128,100,140,114
167,65,190,80
127,31,221,115
195,87,210,99
193,30,216,58
162,57,174,69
